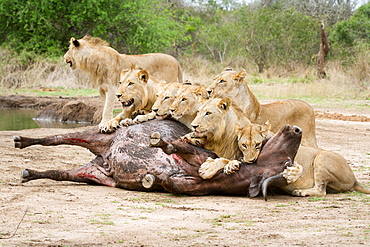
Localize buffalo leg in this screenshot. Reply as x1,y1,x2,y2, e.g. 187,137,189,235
149,132,217,165
21,156,117,187
14,128,113,156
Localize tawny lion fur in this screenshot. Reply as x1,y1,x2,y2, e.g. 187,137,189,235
169,84,209,129
236,123,370,196
151,82,186,121
63,36,182,129
99,67,165,133
207,68,317,147
188,97,251,161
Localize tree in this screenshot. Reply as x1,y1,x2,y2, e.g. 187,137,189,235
0,0,190,56
235,6,319,72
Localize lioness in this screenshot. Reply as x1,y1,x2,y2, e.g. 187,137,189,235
169,84,209,128
63,36,182,130
100,67,164,133
207,68,318,147
237,123,370,196
151,82,186,120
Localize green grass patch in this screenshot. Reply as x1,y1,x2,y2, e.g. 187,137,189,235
0,88,99,97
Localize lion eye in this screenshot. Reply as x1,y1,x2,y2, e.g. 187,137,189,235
181,98,187,102
241,143,247,149
118,81,122,84
164,96,170,100
255,143,261,150
205,111,212,116
128,82,134,86
219,80,225,84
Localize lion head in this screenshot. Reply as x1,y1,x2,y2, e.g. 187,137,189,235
169,85,209,121
151,82,183,120
116,67,151,114
207,68,247,98
190,97,250,160
63,36,110,71
236,121,273,163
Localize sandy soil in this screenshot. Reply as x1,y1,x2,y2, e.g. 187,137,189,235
1,103,370,246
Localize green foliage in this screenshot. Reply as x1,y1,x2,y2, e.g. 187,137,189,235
330,2,370,55
0,0,190,56
235,6,319,72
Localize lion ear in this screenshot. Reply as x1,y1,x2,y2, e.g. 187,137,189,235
138,70,149,83
235,123,243,139
232,69,247,83
218,97,231,111
195,85,209,100
70,37,80,47
260,121,271,132
222,66,233,72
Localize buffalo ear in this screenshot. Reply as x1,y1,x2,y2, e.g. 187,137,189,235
249,176,263,197
138,70,149,83
70,37,80,47
218,97,231,111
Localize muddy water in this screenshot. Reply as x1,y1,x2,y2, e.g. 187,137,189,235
0,108,93,131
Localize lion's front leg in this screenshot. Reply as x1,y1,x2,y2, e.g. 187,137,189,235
223,160,241,174
99,86,116,124
99,110,129,133
282,162,303,184
133,111,156,124
180,133,206,147
199,157,230,179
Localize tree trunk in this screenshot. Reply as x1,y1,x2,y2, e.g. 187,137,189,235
317,21,331,78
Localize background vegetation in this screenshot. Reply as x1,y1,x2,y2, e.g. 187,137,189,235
0,0,369,100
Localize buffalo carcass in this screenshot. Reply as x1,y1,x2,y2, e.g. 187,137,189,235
14,120,302,198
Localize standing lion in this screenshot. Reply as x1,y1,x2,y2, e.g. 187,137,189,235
63,36,183,129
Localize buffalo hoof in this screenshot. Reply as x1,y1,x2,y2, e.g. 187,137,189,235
150,132,163,147
142,174,155,189
14,136,22,149
21,169,31,183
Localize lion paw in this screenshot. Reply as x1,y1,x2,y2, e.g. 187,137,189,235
120,118,134,126
132,115,149,124
292,188,326,197
199,158,229,179
223,160,241,174
99,119,120,133
282,162,303,184
179,134,205,147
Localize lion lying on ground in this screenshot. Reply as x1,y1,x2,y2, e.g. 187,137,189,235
207,68,318,147
236,123,370,196
99,67,165,133
182,97,251,179
63,36,182,130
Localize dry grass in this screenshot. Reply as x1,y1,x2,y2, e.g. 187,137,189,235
0,48,369,100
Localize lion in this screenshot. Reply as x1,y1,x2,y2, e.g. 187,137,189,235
99,66,165,133
169,84,209,129
151,82,188,121
63,36,183,130
207,68,318,147
236,123,370,196
182,97,251,179
236,121,273,163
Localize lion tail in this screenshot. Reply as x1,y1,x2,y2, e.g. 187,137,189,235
352,181,370,194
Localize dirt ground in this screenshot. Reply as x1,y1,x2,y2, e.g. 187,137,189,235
0,100,370,246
